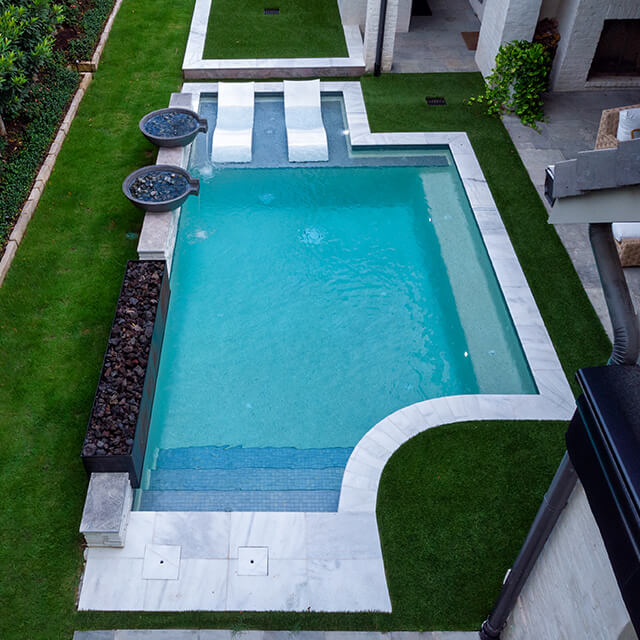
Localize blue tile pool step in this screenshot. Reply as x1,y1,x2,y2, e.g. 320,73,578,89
155,445,353,470
147,467,345,491
136,445,353,512
138,489,341,512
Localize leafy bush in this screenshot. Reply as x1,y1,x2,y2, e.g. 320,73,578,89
0,0,64,132
468,40,551,129
0,62,78,246
0,0,116,250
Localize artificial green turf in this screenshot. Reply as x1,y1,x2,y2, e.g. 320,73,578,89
0,6,612,637
203,0,348,59
377,420,567,629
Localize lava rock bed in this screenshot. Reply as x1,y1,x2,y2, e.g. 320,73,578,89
144,112,199,138
129,170,189,202
82,261,165,458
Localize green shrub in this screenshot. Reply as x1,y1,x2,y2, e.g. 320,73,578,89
0,62,78,245
468,40,551,129
66,0,114,62
0,0,64,132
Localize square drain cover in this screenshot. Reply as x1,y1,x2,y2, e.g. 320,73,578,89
142,544,181,580
238,546,268,576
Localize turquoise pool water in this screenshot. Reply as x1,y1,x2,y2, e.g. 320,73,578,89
135,99,536,511
145,163,534,456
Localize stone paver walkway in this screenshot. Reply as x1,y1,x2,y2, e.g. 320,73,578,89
392,0,479,73
503,88,640,338
74,631,478,639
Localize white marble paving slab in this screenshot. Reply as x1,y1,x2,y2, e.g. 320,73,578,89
229,512,306,560
305,513,383,559
143,544,181,580
238,547,268,576
152,512,230,559
78,558,145,610
306,559,391,612
142,558,228,611
226,559,309,611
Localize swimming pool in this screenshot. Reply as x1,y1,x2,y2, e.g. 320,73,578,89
135,96,536,512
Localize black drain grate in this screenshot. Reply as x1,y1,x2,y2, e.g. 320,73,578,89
264,7,279,14
425,96,447,106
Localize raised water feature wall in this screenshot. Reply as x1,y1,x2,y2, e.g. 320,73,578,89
81,260,170,487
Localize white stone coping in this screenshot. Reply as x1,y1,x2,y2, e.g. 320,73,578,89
108,80,577,613
183,0,364,77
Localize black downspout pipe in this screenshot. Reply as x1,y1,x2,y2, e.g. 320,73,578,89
479,223,640,639
373,0,388,76
589,223,640,365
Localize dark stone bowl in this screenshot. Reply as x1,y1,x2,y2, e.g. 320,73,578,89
139,107,208,148
122,164,200,213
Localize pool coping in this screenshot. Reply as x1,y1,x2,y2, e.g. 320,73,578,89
183,0,365,79
85,80,576,613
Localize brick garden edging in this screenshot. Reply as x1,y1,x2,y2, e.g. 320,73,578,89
0,0,124,288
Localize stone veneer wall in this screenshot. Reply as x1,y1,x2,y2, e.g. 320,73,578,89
339,0,410,33
363,0,399,71
474,0,542,77
550,0,640,91
502,482,633,640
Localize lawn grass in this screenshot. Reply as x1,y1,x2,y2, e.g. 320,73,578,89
203,0,348,59
377,420,567,629
0,5,611,637
0,1,194,638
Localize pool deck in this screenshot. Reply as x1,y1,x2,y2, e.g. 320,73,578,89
79,81,575,613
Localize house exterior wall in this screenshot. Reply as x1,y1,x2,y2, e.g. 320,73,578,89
501,482,633,640
550,0,640,90
397,0,411,33
468,0,486,21
475,0,542,77
339,0,409,32
338,0,368,27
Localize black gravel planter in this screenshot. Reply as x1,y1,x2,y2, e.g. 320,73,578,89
82,260,170,487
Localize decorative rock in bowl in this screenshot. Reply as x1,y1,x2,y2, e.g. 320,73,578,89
139,107,208,147
122,164,200,213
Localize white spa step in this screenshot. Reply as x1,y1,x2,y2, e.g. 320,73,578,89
211,82,255,163
283,79,328,162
